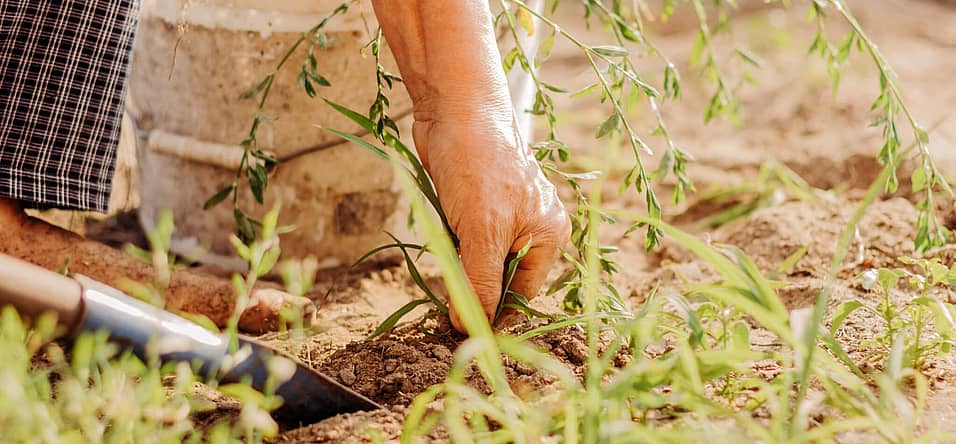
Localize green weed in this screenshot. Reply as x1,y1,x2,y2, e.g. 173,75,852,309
0,205,315,442
833,257,956,370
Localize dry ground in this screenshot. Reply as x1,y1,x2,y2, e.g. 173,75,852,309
75,0,956,441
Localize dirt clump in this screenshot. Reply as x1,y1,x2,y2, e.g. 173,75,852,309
659,198,921,279
273,406,447,443
317,319,459,406
315,315,600,408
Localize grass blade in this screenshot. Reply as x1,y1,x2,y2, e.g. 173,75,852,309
385,232,448,314
368,299,432,339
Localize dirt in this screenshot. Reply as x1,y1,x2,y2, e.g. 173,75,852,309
69,0,956,441
312,315,594,407
270,406,448,443
659,197,921,278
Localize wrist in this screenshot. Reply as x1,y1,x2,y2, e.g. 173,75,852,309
409,70,514,125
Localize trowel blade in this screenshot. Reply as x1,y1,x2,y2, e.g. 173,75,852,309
229,337,382,427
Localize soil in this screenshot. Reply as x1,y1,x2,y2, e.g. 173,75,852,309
76,0,956,441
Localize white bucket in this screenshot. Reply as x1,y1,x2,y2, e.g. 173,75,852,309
129,0,415,270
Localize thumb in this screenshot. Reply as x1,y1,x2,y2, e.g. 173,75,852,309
450,235,508,333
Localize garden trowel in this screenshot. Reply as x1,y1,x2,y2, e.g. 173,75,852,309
0,253,380,427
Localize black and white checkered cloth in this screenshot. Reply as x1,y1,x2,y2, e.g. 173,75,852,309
0,0,139,212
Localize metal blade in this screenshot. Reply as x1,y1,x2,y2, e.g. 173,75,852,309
75,275,381,426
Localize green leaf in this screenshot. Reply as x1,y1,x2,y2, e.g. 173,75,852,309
915,126,930,146
178,312,220,333
667,293,704,348
735,48,763,67
495,239,533,321
571,83,600,98
368,299,432,339
912,297,956,339
234,208,257,243
829,300,864,335
219,383,267,405
239,76,271,100
352,242,425,268
911,167,928,192
541,82,569,93
729,320,750,352
203,185,234,210
596,112,620,139
386,232,448,315
836,31,855,63
877,268,902,293
590,45,629,58
308,70,331,87
246,165,268,204
546,268,577,295
690,31,706,66
298,71,316,98
229,234,251,261
536,32,556,67
322,128,389,160
255,248,280,278
771,246,808,279
503,47,520,73
502,291,555,321
324,99,376,133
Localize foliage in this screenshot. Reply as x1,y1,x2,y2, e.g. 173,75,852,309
400,169,951,442
0,206,315,442
688,160,831,229
833,257,956,370
203,3,352,243
805,0,953,252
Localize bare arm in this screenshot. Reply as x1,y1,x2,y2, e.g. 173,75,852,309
370,1,570,333
370,1,511,123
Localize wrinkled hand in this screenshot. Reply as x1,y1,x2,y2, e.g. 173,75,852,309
413,115,570,332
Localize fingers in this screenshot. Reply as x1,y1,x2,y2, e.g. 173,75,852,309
451,231,509,333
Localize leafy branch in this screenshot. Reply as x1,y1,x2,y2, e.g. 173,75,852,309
204,2,353,243
808,0,954,252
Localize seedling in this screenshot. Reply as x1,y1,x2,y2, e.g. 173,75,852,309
832,257,956,370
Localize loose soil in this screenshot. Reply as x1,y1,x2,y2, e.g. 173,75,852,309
78,0,956,441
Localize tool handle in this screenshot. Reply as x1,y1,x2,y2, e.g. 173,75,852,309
0,253,84,328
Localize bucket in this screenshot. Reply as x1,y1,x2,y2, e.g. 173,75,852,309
129,0,415,270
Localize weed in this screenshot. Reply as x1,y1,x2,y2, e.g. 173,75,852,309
0,205,314,442
690,160,832,229
833,257,956,370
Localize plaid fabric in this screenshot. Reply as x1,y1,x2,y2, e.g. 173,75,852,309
0,0,139,212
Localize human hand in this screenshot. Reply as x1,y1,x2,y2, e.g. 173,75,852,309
412,115,570,332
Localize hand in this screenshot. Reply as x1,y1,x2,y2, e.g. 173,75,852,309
369,0,569,332
413,115,570,332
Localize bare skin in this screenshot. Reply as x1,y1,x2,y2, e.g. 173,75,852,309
371,1,571,332
0,198,314,333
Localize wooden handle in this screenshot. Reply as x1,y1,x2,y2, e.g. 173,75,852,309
0,253,84,328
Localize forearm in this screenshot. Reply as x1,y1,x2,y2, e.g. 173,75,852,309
370,0,512,123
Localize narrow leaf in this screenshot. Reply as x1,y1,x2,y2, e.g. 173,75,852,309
829,300,864,335
368,299,432,339
203,185,234,210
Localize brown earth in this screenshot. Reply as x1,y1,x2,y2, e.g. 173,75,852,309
76,0,956,441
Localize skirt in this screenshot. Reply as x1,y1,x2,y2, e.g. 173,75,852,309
0,0,139,212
